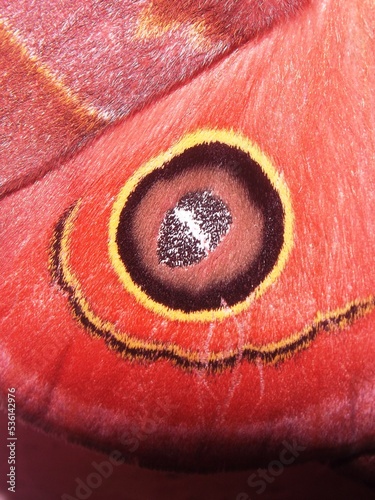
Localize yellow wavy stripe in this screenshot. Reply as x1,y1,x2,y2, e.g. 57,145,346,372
52,196,374,371
0,17,106,123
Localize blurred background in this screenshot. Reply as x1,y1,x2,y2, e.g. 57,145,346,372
0,410,373,500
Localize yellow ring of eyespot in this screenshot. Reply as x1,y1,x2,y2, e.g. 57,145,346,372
108,128,294,322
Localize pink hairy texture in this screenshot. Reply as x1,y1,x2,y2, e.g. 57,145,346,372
2,0,310,117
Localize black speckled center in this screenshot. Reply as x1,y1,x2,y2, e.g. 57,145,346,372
157,190,232,268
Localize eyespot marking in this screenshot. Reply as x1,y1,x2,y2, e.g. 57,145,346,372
109,129,293,321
